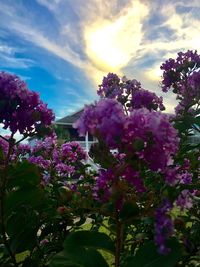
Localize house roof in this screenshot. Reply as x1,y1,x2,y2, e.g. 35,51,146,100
55,108,84,125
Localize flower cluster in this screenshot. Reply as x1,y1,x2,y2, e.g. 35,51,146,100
28,135,87,183
93,168,116,201
97,73,165,112
176,190,196,211
130,89,165,111
97,73,121,99
74,99,125,149
164,158,193,186
76,104,179,206
122,109,179,171
0,72,54,136
155,199,174,254
160,50,200,115
93,162,146,203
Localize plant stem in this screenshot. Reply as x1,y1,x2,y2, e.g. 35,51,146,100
115,211,123,267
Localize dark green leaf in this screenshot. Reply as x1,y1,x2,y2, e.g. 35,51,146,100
50,231,115,267
124,238,182,267
64,231,115,254
119,201,140,221
7,161,40,189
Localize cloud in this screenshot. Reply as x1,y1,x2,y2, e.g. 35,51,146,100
36,0,62,11
0,0,200,112
84,1,148,72
0,44,15,55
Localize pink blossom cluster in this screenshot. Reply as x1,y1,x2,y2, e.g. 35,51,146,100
28,135,87,183
0,72,54,136
155,199,174,254
97,73,165,112
160,50,200,115
75,102,179,172
74,99,125,149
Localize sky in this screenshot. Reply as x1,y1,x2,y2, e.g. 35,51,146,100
0,0,200,119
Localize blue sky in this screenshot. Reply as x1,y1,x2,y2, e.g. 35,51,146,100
0,0,200,119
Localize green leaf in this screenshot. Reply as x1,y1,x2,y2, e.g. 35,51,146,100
5,186,46,216
193,116,200,127
7,161,40,189
5,161,48,217
124,238,182,267
50,231,115,267
6,210,38,253
133,138,144,151
64,231,115,253
50,252,82,267
51,249,108,267
119,201,140,221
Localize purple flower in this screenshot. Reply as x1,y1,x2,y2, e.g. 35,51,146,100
0,72,54,136
176,190,195,211
61,141,87,162
55,163,75,176
97,73,121,99
93,169,116,201
130,89,165,111
29,156,51,169
122,166,145,193
155,199,174,254
74,99,125,149
97,73,165,112
122,109,179,171
160,50,200,113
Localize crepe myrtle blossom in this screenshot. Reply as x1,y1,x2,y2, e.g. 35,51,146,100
93,165,146,202
155,199,174,254
129,89,165,111
0,72,54,136
176,190,196,211
74,99,125,149
97,73,165,112
164,159,193,186
27,136,87,183
75,103,177,168
121,108,179,171
160,50,200,115
161,50,200,93
93,168,116,201
97,73,122,99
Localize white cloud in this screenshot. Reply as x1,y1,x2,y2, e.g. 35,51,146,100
0,0,200,112
0,44,15,55
84,1,148,72
0,53,34,69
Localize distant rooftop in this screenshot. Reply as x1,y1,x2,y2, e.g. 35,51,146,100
55,109,84,125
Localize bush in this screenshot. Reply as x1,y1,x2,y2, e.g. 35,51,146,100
0,51,200,267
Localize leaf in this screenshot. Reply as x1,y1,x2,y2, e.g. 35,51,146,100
5,161,48,217
5,186,46,216
193,116,200,127
50,231,115,267
64,231,115,254
50,249,108,267
7,161,40,189
119,201,140,222
124,238,182,267
133,138,144,151
6,210,38,253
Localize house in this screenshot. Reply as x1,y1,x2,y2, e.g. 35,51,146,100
54,109,97,153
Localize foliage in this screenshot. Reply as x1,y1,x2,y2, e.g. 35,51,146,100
0,51,200,267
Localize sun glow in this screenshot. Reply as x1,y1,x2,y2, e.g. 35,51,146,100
84,1,148,73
